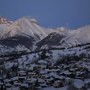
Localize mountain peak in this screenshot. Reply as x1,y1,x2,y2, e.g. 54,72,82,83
0,16,13,25
18,17,39,25
0,16,47,40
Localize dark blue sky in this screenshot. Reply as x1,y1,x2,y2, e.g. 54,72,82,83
0,0,90,29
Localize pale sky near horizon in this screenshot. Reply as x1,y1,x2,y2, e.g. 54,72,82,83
0,0,90,29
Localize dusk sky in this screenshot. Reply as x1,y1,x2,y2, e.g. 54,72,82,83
0,0,90,29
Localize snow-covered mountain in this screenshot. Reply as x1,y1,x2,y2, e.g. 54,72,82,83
36,31,67,50
36,25,90,49
60,25,90,47
0,16,90,51
0,17,13,36
0,16,13,25
0,17,48,50
1,17,47,39
0,16,90,90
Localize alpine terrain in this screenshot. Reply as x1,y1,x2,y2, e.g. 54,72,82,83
0,16,90,90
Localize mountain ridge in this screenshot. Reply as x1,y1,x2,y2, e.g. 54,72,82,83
0,16,90,90
0,16,90,51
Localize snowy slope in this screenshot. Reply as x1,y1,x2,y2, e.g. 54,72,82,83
37,25,90,48
0,16,90,90
1,17,47,41
61,25,90,47
0,17,48,50
0,16,13,25
0,17,13,38
0,16,90,51
0,43,90,90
